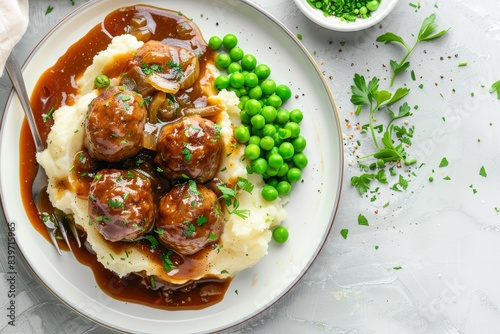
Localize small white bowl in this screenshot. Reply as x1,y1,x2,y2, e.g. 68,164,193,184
294,0,398,32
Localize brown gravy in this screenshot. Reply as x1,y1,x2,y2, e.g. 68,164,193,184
20,5,231,310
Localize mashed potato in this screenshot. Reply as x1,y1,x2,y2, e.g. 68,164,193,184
37,35,287,285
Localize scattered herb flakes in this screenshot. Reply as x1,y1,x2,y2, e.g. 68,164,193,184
443,176,451,180
375,245,379,250
393,266,403,270
45,5,54,15
458,61,468,67
340,229,349,240
439,157,449,168
489,80,500,99
297,33,303,40
470,184,477,194
479,166,487,177
358,214,369,226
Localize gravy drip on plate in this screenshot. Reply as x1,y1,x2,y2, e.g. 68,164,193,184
20,5,231,310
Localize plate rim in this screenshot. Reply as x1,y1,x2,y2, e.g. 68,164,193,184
0,0,344,332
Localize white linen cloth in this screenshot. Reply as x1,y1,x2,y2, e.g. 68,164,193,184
0,0,29,75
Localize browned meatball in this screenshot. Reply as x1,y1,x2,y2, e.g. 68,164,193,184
85,86,147,162
88,169,155,242
154,115,222,182
155,181,223,255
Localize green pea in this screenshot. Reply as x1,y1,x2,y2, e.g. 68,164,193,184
251,158,268,175
272,132,284,147
229,72,245,88
278,142,295,160
251,127,262,137
359,6,368,15
275,84,292,101
251,114,266,129
244,72,259,88
229,46,244,61
366,0,380,11
276,108,290,124
240,110,251,124
266,178,279,188
277,128,292,140
226,86,240,97
227,62,242,74
248,86,263,100
222,33,238,49
262,124,277,137
276,181,292,196
261,106,277,123
208,36,222,50
291,135,307,153
377,158,385,167
244,99,262,116
239,95,250,107
94,74,110,88
268,153,284,168
287,167,302,183
234,125,250,143
284,122,300,138
276,163,289,177
214,75,229,90
272,226,289,243
254,64,271,79
266,94,282,108
260,136,275,150
260,79,276,95
215,54,231,69
289,109,303,123
239,87,248,97
265,146,279,159
292,153,308,169
248,135,260,146
265,165,279,177
262,185,279,202
244,144,260,161
241,54,257,71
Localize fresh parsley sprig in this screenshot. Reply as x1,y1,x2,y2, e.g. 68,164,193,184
351,73,415,165
376,13,449,87
217,177,254,219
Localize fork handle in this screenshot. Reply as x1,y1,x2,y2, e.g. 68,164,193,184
5,52,46,153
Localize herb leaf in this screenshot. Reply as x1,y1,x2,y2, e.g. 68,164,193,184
489,80,500,99
377,13,449,86
358,214,369,226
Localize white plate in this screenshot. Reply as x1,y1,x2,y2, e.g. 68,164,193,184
0,1,343,333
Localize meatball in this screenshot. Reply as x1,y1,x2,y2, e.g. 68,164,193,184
88,169,155,242
154,115,222,182
85,86,147,162
155,181,223,255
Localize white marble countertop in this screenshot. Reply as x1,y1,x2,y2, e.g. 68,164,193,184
2,0,500,333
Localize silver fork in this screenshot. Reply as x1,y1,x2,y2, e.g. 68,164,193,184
5,52,81,254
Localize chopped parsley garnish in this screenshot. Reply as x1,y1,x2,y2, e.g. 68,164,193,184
42,107,55,123
358,214,369,226
340,229,349,240
160,251,177,272
197,215,208,226
183,222,196,237
217,178,254,219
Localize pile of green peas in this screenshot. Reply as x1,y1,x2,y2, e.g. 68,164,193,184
307,0,381,22
208,33,308,212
